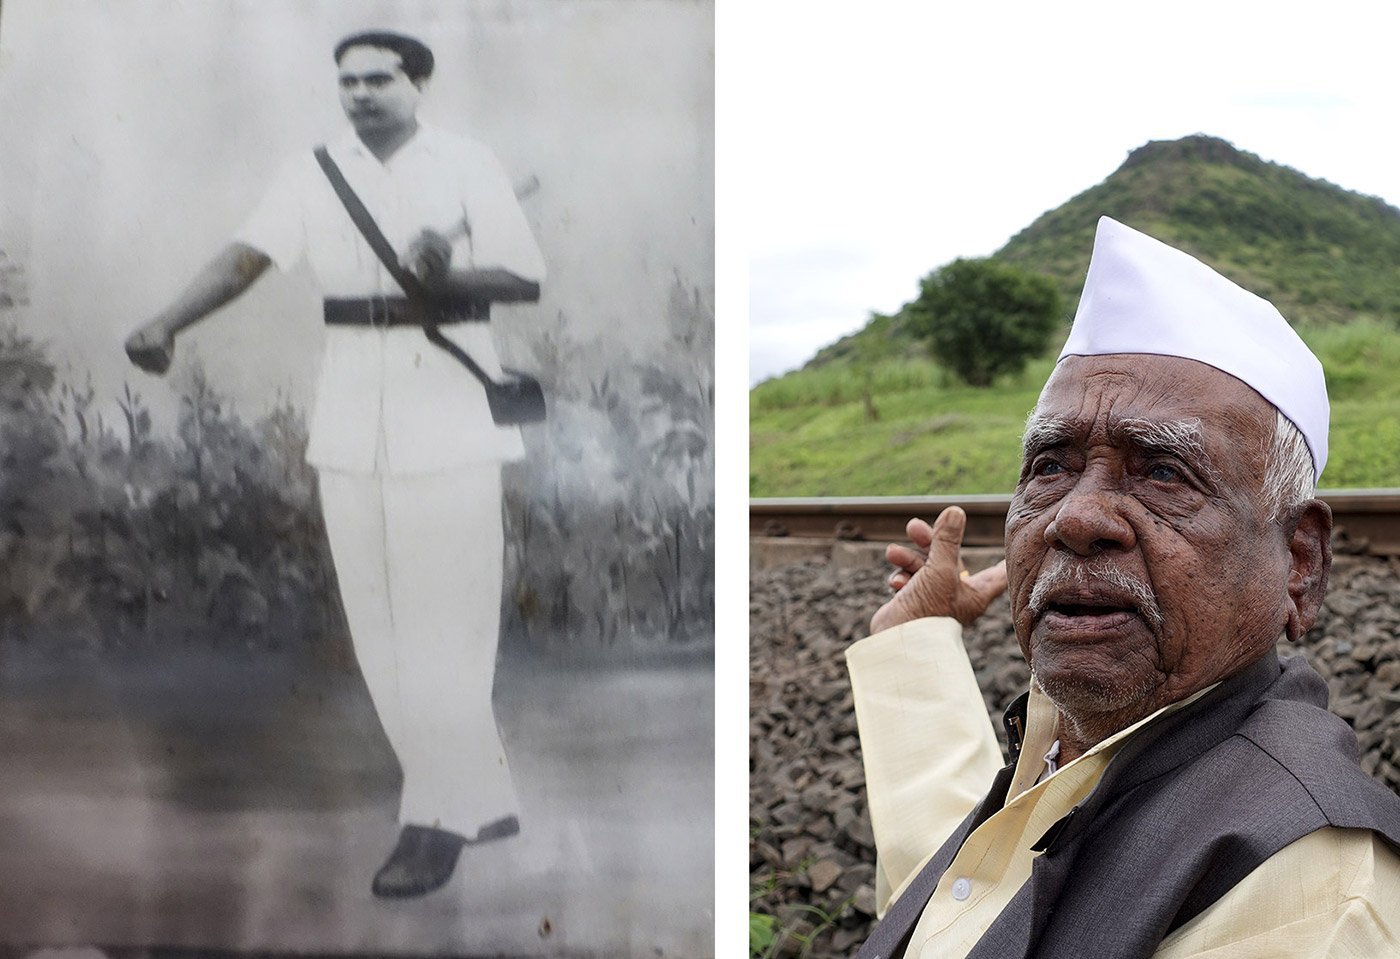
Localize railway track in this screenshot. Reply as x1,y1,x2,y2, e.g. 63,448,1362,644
750,489,1400,556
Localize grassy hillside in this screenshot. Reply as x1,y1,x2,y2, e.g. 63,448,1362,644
751,321,1400,497
752,135,1400,496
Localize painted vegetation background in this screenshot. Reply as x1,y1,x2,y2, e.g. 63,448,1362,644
0,253,713,659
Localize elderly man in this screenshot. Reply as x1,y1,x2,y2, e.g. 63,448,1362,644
125,30,543,898
849,217,1400,958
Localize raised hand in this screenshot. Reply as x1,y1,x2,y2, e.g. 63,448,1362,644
870,507,1008,633
403,229,453,285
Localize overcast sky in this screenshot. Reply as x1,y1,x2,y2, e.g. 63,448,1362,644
743,2,1400,384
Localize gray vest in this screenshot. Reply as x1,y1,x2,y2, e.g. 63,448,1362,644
857,653,1400,959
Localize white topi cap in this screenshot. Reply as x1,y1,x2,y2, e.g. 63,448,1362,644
1059,216,1329,480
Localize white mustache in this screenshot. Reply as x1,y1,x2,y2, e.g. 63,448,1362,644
1028,555,1165,631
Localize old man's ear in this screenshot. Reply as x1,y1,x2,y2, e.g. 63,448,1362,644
1284,499,1333,642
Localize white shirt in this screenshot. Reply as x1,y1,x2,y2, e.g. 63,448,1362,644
235,124,545,475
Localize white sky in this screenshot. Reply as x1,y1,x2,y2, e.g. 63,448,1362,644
743,2,1400,384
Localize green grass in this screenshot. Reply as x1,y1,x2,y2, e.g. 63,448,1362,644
750,321,1400,497
750,357,949,412
1311,320,1400,485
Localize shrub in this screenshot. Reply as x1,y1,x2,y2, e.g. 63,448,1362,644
902,258,1064,387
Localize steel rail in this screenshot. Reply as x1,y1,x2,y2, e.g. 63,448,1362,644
750,489,1400,556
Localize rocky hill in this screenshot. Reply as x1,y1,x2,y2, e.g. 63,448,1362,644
807,134,1400,369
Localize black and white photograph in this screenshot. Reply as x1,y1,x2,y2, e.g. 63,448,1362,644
0,1,714,955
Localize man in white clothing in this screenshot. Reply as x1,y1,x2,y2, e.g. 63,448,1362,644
125,29,543,899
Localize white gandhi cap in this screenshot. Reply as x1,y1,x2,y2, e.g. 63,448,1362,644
1059,216,1329,480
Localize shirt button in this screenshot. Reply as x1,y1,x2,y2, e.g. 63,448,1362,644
951,877,972,901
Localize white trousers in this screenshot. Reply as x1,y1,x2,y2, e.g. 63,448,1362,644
317,465,517,837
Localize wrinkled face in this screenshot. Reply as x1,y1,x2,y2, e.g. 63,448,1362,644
1005,354,1292,723
337,45,423,136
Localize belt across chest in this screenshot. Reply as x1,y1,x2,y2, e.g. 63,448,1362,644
313,145,544,426
323,296,490,326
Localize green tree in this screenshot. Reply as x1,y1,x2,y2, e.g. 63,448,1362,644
903,257,1064,386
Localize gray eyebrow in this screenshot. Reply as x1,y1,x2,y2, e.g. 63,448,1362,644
1021,411,1077,459
1020,411,1220,482
1115,417,1219,482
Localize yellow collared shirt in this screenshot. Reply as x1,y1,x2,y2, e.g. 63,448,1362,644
846,618,1400,958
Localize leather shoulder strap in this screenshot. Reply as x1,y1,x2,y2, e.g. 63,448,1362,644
312,146,427,301
312,145,497,389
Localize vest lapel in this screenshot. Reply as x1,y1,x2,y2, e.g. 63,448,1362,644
854,762,1012,959
994,655,1285,954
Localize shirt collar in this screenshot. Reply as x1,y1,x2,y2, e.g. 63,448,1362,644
1007,676,1221,801
334,120,439,163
